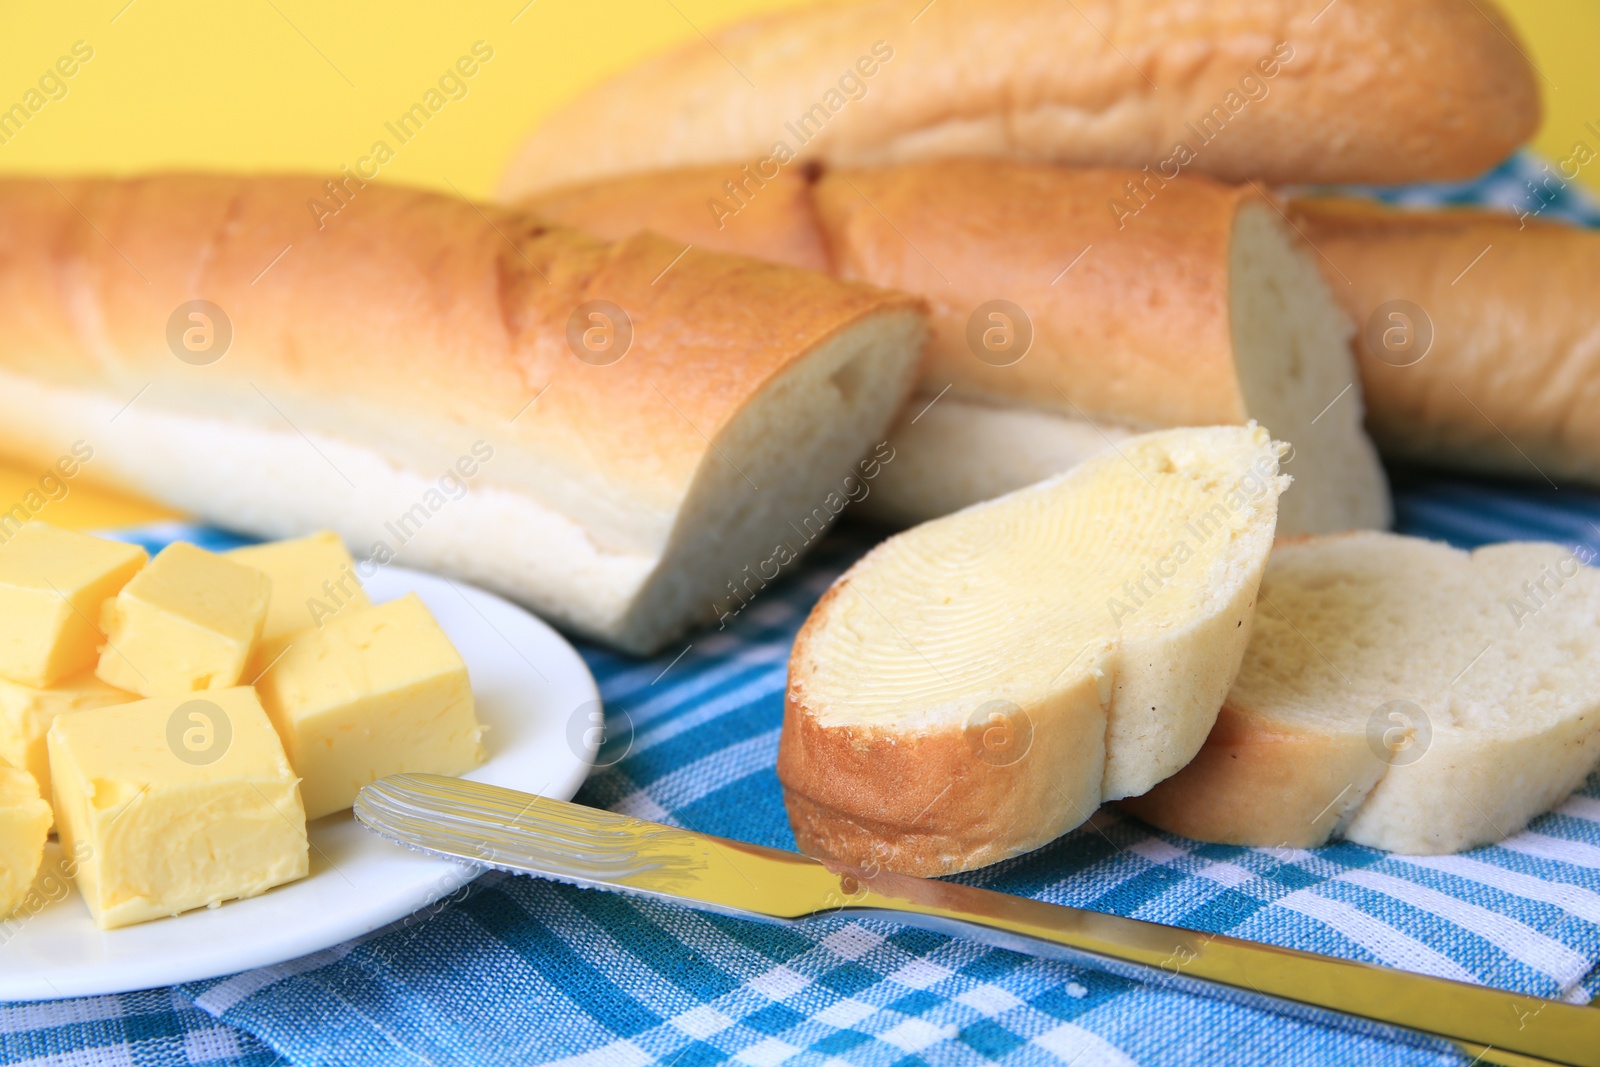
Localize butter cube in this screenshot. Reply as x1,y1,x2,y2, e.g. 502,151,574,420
47,686,308,929
95,543,271,698
257,594,484,819
0,670,133,802
0,760,52,918
227,532,369,646
0,523,146,687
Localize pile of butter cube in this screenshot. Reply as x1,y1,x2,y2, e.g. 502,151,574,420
0,524,486,929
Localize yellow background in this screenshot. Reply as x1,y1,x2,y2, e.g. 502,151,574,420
1,0,1596,529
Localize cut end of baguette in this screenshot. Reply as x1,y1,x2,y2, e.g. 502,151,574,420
856,194,1390,539
613,305,926,652
779,424,1287,875
1229,201,1391,536
1122,532,1600,854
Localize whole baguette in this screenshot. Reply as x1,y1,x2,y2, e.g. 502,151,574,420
499,0,1539,197
0,175,926,654
525,160,1390,535
1289,198,1600,486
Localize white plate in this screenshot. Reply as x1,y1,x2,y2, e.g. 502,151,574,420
0,565,599,1001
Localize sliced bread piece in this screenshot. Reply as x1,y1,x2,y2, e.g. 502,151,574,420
1122,532,1600,854
778,425,1288,875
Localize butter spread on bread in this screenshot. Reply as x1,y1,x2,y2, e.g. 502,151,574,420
778,425,1287,875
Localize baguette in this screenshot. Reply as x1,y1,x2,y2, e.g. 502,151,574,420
778,424,1287,876
1289,198,1600,486
525,161,1390,535
0,175,926,654
1122,532,1600,854
499,0,1539,197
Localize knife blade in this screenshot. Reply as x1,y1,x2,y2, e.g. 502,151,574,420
355,773,1600,1067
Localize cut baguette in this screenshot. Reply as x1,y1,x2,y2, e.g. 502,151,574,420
820,164,1384,536
0,175,927,655
778,424,1288,875
1122,532,1600,854
1289,198,1600,487
525,161,1389,536
499,0,1539,195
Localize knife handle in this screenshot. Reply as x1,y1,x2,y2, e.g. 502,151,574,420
835,872,1600,1067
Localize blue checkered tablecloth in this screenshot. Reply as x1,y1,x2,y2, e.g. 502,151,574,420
5,153,1600,1066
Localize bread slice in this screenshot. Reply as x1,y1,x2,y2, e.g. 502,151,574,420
1289,198,1600,488
1122,532,1600,854
525,161,1390,536
0,175,926,655
778,425,1288,875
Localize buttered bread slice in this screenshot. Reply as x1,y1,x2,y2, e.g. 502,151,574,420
1123,532,1600,854
778,425,1288,875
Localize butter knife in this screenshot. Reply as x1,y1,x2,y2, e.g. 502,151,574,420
355,774,1600,1067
